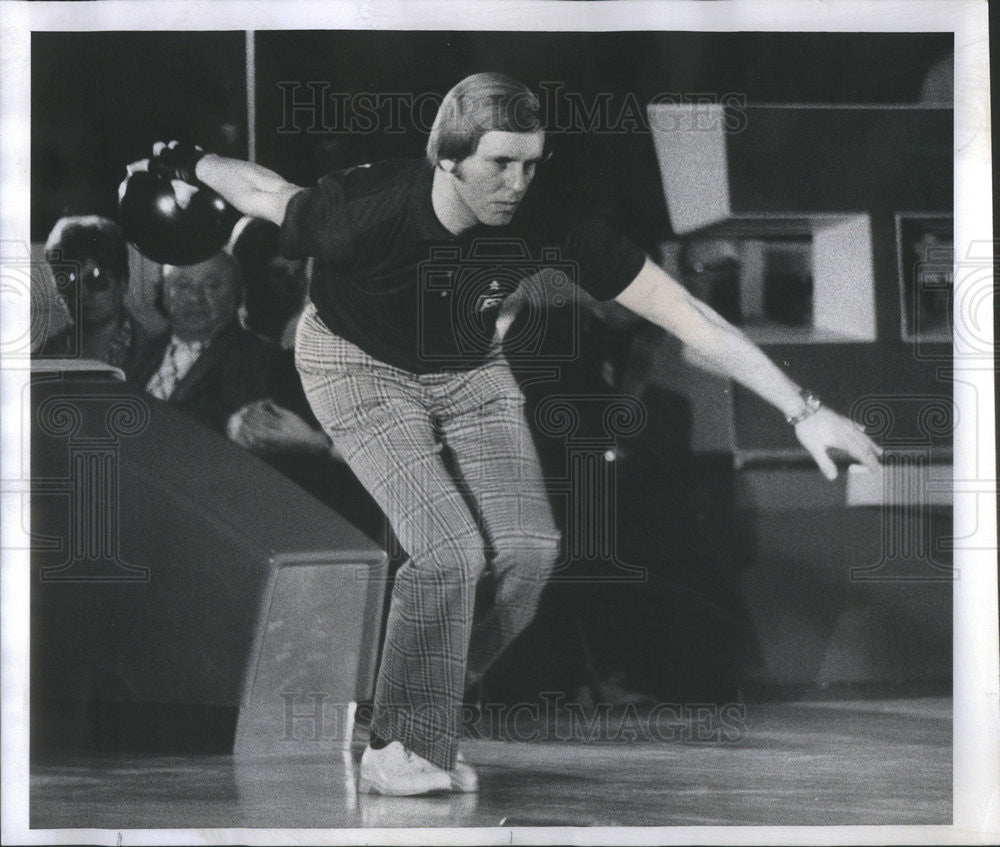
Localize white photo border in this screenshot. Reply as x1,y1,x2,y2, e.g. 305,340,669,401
2,1,995,845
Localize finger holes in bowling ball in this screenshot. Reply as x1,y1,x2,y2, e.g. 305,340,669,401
119,170,239,265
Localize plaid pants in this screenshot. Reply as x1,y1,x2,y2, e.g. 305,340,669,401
295,304,560,769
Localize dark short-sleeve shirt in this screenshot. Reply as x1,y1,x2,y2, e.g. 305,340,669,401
280,158,645,374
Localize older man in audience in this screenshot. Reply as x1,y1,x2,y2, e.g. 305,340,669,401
130,251,330,455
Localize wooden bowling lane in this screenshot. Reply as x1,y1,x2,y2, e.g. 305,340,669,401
30,697,950,831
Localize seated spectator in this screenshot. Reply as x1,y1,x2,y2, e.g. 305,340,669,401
130,251,326,454
130,250,384,539
37,215,144,370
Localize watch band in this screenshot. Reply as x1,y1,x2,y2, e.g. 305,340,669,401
786,389,822,426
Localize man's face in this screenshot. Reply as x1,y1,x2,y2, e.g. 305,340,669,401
447,130,546,227
61,258,127,327
162,256,240,342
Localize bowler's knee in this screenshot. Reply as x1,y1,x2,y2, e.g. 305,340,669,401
493,530,562,582
427,534,489,585
490,534,560,632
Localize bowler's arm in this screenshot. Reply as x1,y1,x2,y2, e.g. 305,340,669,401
615,257,883,479
193,155,303,226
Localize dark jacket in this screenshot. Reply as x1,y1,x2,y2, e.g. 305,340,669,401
129,322,279,435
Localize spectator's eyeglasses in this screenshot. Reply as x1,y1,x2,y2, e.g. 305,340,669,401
66,266,116,292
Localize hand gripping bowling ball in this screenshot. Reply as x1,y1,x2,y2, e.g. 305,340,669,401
119,169,240,266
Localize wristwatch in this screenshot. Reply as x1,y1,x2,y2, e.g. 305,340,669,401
785,389,822,426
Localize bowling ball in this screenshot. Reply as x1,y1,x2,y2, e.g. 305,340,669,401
119,170,239,266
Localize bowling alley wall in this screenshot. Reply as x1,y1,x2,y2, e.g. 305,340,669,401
31,30,955,699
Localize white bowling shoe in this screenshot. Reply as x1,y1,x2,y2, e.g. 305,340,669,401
358,742,451,796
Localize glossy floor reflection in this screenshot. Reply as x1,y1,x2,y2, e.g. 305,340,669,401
31,697,950,830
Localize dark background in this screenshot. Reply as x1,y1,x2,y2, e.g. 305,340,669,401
32,30,953,244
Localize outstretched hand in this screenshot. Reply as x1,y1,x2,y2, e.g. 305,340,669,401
227,399,333,456
794,407,883,480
